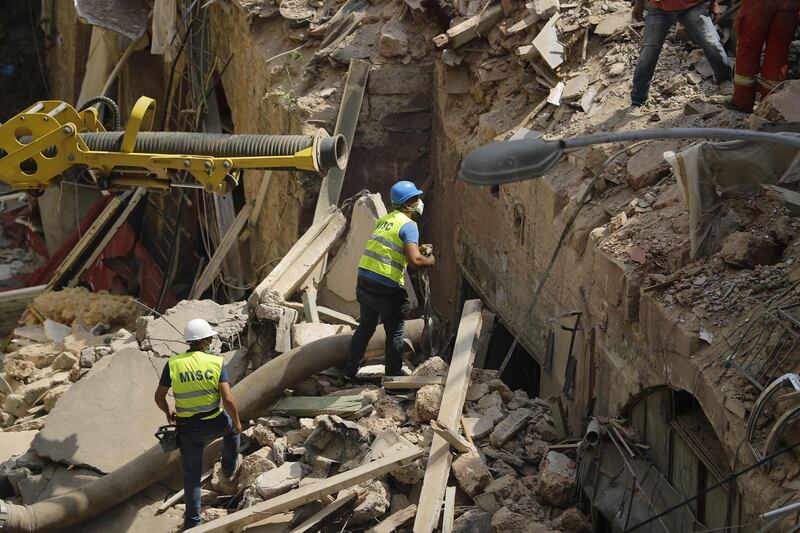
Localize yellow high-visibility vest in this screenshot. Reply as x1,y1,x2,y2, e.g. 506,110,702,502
168,351,223,420
358,210,411,286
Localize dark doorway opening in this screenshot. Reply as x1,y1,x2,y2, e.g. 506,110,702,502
484,319,540,398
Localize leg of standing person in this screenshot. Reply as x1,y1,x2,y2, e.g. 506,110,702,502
343,279,381,379
757,0,800,97
219,412,241,477
631,7,675,105
178,425,205,529
380,288,411,377
732,0,774,110
679,3,732,82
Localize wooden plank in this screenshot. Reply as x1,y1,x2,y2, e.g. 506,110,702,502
67,187,147,287
442,486,456,533
156,469,213,514
382,376,444,389
248,209,347,306
190,203,253,299
240,171,273,241
45,194,125,292
473,309,496,368
547,397,568,438
430,420,473,453
413,299,484,533
366,504,417,533
194,446,424,533
434,5,504,49
312,59,369,223
269,395,362,417
289,492,356,533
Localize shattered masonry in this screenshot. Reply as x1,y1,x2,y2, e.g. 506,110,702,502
0,0,798,531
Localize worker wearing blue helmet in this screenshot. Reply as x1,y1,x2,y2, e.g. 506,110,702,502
343,180,435,381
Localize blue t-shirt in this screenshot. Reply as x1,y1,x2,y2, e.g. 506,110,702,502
159,361,229,387
359,220,419,287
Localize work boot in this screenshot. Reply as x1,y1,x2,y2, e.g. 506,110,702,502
717,80,734,96
223,454,242,481
724,98,752,113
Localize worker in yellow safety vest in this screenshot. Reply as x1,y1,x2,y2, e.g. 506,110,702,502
154,318,242,530
342,180,436,381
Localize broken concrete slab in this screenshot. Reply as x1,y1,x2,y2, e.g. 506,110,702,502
462,416,494,439
304,414,370,468
593,8,632,36
562,74,588,102
451,452,493,497
292,323,351,347
528,0,558,18
415,384,443,422
22,372,70,404
379,19,408,58
531,14,564,70
489,408,533,447
433,5,504,49
719,231,779,268
0,430,37,463
33,348,166,473
319,194,386,318
254,461,311,499
137,300,248,358
453,509,492,533
537,451,576,507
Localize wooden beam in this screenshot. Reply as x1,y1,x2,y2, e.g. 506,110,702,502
248,209,346,307
45,194,125,293
289,492,356,533
312,59,369,223
434,5,503,49
193,446,424,533
190,203,253,299
67,187,147,287
156,469,213,514
414,299,484,533
442,486,456,533
430,420,473,453
382,376,444,389
269,395,362,417
365,504,417,533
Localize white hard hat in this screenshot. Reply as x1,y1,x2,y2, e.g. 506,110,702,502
184,319,218,342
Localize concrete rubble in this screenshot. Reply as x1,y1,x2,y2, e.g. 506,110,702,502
2,0,800,529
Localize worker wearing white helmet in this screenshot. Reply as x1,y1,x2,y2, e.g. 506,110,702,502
154,318,242,529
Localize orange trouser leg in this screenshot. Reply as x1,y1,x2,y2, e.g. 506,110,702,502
759,0,800,97
732,0,778,110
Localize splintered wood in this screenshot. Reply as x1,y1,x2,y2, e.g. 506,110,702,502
413,299,484,533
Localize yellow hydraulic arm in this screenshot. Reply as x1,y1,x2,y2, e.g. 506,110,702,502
0,96,347,195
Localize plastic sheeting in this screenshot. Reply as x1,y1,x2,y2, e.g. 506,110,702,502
666,141,800,259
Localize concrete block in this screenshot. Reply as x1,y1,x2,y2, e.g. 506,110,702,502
254,461,310,499
452,452,493,497
291,323,351,347
489,408,533,447
536,451,576,507
0,430,37,464
32,348,166,473
319,193,387,318
137,300,247,358
379,19,408,58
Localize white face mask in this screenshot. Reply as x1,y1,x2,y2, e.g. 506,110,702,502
412,199,424,216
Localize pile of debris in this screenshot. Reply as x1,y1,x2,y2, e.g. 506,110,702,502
0,289,145,433
168,358,592,532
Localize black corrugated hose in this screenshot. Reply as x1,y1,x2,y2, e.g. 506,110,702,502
77,96,122,131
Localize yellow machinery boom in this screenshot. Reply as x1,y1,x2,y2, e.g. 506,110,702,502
0,96,347,195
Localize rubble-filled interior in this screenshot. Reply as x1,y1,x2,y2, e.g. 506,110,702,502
0,0,800,531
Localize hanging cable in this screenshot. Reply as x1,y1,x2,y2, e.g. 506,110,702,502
624,441,800,532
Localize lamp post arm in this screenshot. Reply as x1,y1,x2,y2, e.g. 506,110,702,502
559,128,800,151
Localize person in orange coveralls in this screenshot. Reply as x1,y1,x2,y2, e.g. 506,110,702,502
731,0,800,112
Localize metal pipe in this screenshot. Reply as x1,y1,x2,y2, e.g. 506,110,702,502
761,500,800,520
584,417,601,447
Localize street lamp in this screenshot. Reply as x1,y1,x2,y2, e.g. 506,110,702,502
459,128,800,185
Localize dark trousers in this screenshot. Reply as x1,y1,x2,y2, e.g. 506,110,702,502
343,276,411,379
631,3,732,105
178,411,240,529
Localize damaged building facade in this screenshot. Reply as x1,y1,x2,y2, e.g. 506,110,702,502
0,0,799,530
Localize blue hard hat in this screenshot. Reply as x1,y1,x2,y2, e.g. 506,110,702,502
390,180,423,205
